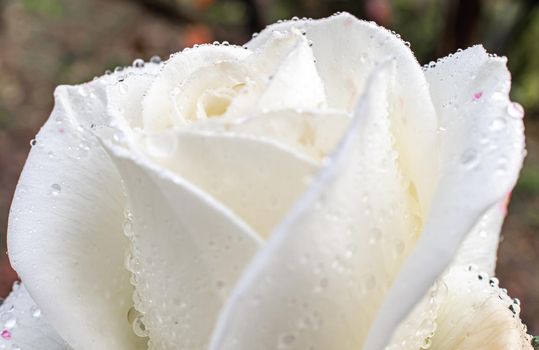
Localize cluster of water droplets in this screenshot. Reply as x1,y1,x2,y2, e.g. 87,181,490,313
121,208,150,340
466,264,523,319
0,282,42,350
103,56,162,77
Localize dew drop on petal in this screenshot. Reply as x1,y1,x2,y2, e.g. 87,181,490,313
127,306,137,324
507,102,524,119
491,91,508,106
368,227,382,245
29,139,37,147
150,55,162,64
50,184,61,196
132,58,145,68
278,333,296,349
490,117,506,131
30,305,41,318
509,303,521,315
3,316,16,330
460,149,478,169
132,315,149,337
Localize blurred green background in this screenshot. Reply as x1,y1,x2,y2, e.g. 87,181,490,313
0,0,538,335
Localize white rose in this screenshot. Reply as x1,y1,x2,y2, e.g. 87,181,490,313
3,12,533,350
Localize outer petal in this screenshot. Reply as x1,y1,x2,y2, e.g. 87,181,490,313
209,62,424,350
137,130,318,238
0,283,70,350
103,138,265,349
429,268,532,350
248,12,438,215
364,47,525,350
7,70,157,349
452,201,506,274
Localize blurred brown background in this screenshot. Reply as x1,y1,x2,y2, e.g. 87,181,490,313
0,0,538,335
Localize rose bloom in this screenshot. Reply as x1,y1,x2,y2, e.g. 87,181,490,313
1,12,535,350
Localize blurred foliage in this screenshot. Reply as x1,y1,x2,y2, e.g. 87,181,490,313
21,0,65,17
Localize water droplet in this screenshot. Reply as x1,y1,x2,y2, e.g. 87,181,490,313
118,82,129,94
113,131,125,144
114,66,124,73
460,149,478,169
252,32,259,38
132,58,145,68
127,306,138,324
317,277,328,291
3,316,16,329
368,228,382,245
150,55,162,64
222,41,230,46
489,277,499,287
30,139,37,147
132,315,148,337
393,240,405,258
215,280,225,290
123,219,134,238
491,91,508,106
361,274,376,292
477,272,489,281
50,184,61,196
421,336,432,349
77,141,90,158
490,117,506,131
278,333,296,348
212,41,220,46
30,305,41,318
509,303,520,315
507,102,524,119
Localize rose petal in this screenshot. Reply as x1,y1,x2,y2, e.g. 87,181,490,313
363,46,525,350
452,201,506,274
0,283,70,350
428,268,532,350
209,62,421,350
252,30,326,113
107,71,160,129
143,30,325,129
191,109,350,163
136,130,317,239
102,138,263,349
248,13,439,215
8,78,150,349
142,45,250,130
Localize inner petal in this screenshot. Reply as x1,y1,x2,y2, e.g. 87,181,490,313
197,88,237,119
